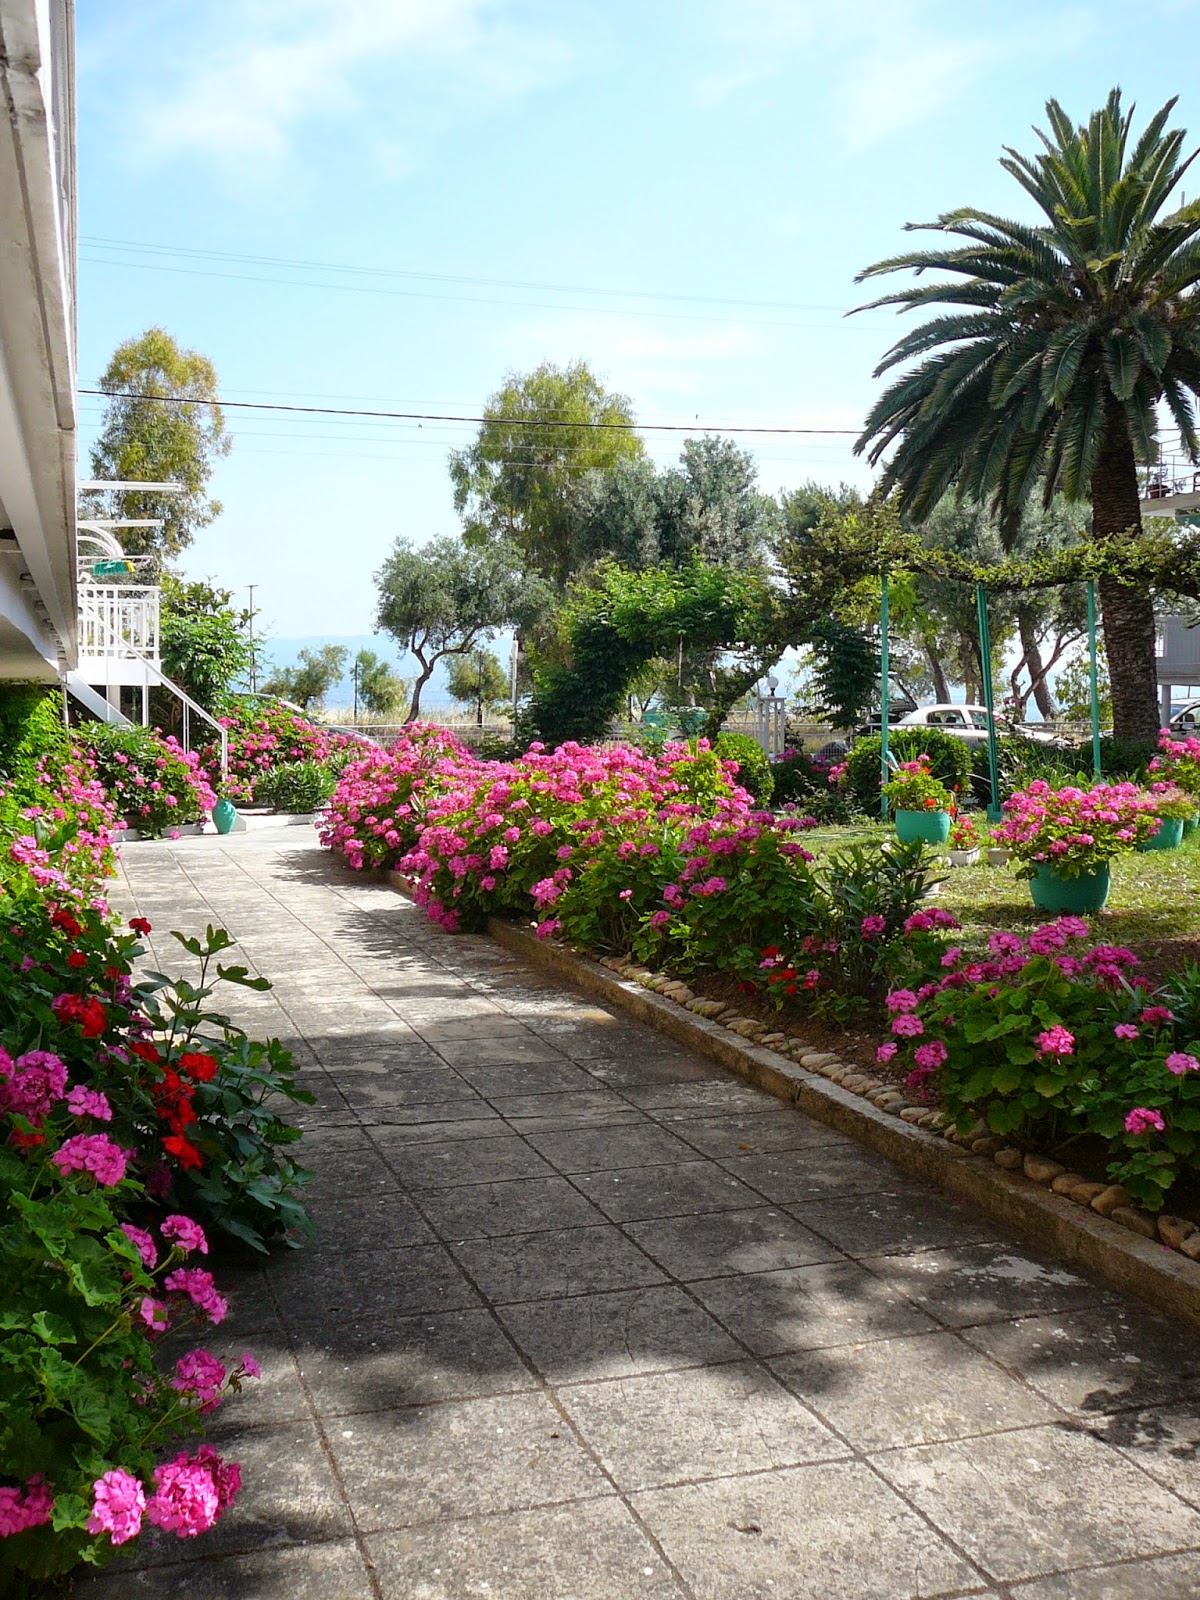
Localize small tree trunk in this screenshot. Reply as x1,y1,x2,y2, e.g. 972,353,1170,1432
406,658,434,722
924,640,951,703
1017,611,1058,720
1091,405,1160,740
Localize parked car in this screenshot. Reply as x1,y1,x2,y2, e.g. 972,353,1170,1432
1169,701,1200,738
897,703,1062,747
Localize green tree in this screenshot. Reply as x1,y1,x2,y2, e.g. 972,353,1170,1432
1055,644,1112,727
261,645,348,711
158,577,254,712
84,328,231,572
375,537,533,721
450,361,645,586
446,647,510,725
352,649,408,718
854,91,1200,740
570,436,779,571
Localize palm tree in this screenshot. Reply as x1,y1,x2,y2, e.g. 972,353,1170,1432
854,90,1200,740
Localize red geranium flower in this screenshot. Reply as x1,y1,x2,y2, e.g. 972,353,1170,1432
178,1052,218,1083
67,952,87,969
51,909,83,938
129,917,152,936
162,1135,203,1170
129,1041,162,1065
51,993,107,1038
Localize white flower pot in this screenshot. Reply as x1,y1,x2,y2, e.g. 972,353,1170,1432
947,847,980,867
986,847,1010,867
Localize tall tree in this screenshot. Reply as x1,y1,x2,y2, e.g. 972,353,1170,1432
854,91,1200,739
570,437,779,571
261,645,348,711
85,328,231,573
375,536,533,721
446,647,510,725
449,361,644,586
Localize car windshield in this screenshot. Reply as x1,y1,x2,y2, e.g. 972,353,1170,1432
968,711,991,729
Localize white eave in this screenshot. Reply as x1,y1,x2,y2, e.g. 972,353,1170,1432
0,0,77,669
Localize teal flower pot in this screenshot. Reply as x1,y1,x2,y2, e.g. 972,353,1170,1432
1137,816,1185,853
1183,813,1200,840
212,798,238,835
1029,862,1110,915
893,808,951,846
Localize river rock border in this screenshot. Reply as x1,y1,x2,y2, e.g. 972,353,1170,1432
376,870,1200,1330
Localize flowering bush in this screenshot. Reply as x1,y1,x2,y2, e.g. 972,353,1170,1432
882,920,1200,1210
949,816,979,851
882,758,952,813
843,728,972,815
1148,731,1200,799
78,722,216,837
991,779,1161,878
202,698,360,806
323,731,944,1012
1145,781,1197,822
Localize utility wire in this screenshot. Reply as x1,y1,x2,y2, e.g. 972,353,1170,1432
77,389,859,436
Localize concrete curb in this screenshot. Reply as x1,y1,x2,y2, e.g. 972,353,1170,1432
376,869,1200,1330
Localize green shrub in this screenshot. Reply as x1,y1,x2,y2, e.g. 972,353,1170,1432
714,731,773,805
0,683,68,799
255,760,338,813
844,727,972,814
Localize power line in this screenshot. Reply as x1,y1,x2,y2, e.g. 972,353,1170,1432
80,232,871,317
77,389,860,436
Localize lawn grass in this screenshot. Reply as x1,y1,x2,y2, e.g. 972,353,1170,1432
807,820,1200,972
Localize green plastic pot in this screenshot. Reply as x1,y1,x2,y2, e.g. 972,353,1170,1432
893,808,952,846
212,798,238,836
1029,862,1111,915
1183,813,1200,840
1137,816,1185,853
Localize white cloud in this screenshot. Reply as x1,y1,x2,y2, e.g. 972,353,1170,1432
127,0,572,174
696,0,1091,147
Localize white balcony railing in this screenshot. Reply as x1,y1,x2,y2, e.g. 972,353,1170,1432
78,585,160,664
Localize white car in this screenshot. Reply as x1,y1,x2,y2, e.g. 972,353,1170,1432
897,704,1061,746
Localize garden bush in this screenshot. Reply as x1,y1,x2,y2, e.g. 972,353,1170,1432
712,731,773,806
883,922,1200,1211
322,730,945,1016
0,732,311,1589
203,698,359,806
843,727,972,815
254,759,338,814
77,722,216,837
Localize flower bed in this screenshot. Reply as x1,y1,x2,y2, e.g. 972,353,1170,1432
0,705,311,1591
78,722,216,838
204,699,360,807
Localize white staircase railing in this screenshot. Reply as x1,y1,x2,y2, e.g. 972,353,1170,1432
78,584,160,664
71,598,228,778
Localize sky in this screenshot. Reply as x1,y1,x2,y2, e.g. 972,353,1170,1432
73,0,1200,657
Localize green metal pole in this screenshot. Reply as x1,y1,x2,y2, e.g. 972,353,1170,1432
1086,580,1102,779
880,575,890,821
975,583,1002,821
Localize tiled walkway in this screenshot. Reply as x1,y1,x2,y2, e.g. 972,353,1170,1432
80,830,1200,1599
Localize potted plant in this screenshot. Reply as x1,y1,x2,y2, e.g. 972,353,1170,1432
882,758,953,846
1148,734,1200,835
991,779,1160,913
1138,782,1195,852
946,815,980,866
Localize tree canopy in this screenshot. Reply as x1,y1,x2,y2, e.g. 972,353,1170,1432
352,649,408,718
84,328,231,573
449,361,644,587
262,646,348,711
446,648,510,725
374,536,535,721
854,91,1200,738
158,578,254,713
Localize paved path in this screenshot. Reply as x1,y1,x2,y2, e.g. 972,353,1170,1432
80,830,1200,1600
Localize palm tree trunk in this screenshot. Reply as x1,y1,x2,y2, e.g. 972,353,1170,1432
1090,408,1160,740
